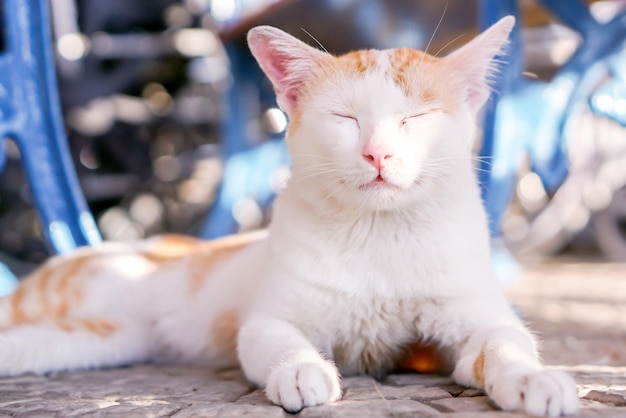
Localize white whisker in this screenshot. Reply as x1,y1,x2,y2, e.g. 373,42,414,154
301,28,328,53
433,33,466,58
421,1,449,65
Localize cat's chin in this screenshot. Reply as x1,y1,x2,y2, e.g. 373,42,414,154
357,177,400,191
355,180,417,211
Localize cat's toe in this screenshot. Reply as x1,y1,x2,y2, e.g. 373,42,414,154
524,370,579,417
488,369,579,417
265,361,342,412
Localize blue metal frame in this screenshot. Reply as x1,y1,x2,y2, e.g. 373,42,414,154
200,44,289,238
479,0,626,236
0,0,102,292
0,0,101,252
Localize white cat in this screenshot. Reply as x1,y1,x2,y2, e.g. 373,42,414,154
0,16,578,417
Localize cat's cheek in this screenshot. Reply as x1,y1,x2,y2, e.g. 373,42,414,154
323,125,360,156
333,121,360,141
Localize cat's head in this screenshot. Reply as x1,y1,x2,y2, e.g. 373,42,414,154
248,17,514,211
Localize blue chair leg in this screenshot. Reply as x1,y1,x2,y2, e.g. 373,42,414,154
0,0,101,254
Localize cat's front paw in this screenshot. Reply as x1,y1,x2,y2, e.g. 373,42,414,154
265,361,342,412
487,368,579,417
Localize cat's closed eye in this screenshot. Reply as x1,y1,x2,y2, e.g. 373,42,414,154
400,109,440,126
332,113,359,126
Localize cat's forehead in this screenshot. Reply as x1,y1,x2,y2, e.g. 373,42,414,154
336,48,436,96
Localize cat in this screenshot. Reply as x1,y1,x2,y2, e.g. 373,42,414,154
0,16,578,417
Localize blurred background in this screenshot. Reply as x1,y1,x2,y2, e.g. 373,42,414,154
1,0,626,272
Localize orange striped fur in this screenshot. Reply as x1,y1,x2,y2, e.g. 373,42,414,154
1,231,266,342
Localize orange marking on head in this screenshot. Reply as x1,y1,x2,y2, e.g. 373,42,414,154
386,48,433,97
473,349,486,386
211,309,240,362
283,44,467,137
420,89,435,104
286,110,303,137
337,50,379,75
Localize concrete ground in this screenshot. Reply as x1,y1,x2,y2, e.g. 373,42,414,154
0,258,624,417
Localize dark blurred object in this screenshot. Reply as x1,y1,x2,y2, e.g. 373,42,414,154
219,0,476,54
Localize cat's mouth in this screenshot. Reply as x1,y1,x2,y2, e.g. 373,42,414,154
358,175,399,190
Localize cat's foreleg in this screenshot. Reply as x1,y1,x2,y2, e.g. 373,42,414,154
237,316,342,412
452,323,579,417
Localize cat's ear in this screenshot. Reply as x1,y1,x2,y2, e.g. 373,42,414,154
445,16,515,110
247,26,329,115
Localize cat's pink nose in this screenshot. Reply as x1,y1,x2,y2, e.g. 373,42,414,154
363,151,393,171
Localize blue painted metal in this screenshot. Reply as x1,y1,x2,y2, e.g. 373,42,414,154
201,44,289,238
478,0,523,235
479,0,626,236
0,0,101,252
589,53,626,127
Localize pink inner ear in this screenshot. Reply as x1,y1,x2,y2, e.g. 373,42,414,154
248,33,304,114
261,49,301,112
248,26,327,116
254,45,291,92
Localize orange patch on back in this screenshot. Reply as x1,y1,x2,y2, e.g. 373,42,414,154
142,234,204,263
53,255,91,317
9,254,93,325
81,318,118,337
211,309,240,361
55,318,120,337
186,232,264,293
36,264,55,317
5,232,263,331
9,286,28,325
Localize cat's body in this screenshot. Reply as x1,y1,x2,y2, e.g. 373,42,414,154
0,17,578,417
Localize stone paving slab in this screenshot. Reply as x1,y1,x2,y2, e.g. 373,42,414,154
0,259,624,417
0,364,622,417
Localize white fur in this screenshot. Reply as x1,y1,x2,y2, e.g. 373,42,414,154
0,16,577,418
